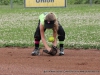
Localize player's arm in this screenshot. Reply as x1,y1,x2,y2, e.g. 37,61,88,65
40,24,51,51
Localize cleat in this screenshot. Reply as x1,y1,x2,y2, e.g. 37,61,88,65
59,48,64,56
31,48,40,56
59,51,64,56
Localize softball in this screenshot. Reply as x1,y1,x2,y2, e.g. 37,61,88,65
48,36,54,42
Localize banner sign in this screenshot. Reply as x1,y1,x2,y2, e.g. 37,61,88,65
25,0,66,7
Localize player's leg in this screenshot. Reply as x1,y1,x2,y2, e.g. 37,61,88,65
31,20,41,56
57,23,65,56
31,20,46,56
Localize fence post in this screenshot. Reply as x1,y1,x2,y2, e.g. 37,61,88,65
10,0,13,8
90,0,92,6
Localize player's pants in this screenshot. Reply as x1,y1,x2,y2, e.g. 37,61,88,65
34,20,65,41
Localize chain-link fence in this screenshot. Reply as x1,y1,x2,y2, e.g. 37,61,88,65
0,0,100,9
0,0,24,8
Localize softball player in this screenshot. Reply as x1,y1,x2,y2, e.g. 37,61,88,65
31,12,65,56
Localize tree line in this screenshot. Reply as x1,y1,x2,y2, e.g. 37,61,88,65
0,0,100,5
0,0,23,5
68,0,100,4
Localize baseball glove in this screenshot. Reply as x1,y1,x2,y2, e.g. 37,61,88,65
43,45,58,56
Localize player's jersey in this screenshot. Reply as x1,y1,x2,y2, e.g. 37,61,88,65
39,12,57,25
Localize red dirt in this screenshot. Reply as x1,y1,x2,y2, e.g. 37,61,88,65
0,47,100,75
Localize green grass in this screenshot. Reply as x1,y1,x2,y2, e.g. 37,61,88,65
0,4,100,49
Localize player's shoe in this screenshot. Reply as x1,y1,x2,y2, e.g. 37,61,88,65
31,48,40,56
59,48,64,56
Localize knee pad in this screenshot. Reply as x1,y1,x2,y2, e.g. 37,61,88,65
58,35,65,41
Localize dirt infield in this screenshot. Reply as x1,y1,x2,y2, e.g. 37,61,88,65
0,47,100,75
